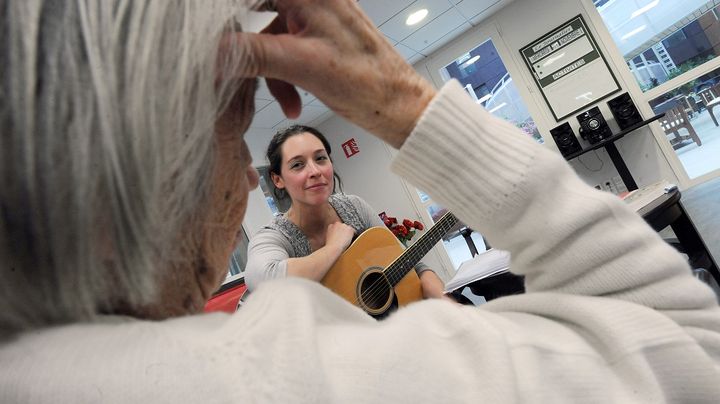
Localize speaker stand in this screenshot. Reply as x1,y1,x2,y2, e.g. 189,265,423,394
563,113,666,192
604,142,638,191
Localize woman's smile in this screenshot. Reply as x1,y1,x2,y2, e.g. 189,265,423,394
305,183,327,191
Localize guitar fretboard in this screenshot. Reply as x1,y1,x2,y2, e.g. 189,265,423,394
384,212,458,286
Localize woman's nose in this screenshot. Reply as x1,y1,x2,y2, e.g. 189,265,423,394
307,161,321,177
247,165,259,190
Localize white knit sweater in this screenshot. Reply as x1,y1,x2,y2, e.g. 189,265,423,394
2,81,719,403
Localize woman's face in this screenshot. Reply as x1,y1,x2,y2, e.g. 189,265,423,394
199,78,261,303
273,132,334,207
146,78,260,317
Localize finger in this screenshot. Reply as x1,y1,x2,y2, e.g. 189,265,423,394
267,78,301,119
238,32,291,79
239,32,326,87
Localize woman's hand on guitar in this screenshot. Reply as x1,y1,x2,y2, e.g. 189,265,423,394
238,0,437,148
325,222,356,253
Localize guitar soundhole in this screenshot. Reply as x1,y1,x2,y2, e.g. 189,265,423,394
357,269,394,316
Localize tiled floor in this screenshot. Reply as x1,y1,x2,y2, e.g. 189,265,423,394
682,177,720,298
682,176,720,268
672,109,720,178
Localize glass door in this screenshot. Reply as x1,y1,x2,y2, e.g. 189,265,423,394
413,25,544,270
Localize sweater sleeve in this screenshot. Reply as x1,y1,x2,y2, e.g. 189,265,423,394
244,228,293,292
391,80,719,316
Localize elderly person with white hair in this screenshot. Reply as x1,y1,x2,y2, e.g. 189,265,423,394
1,0,719,402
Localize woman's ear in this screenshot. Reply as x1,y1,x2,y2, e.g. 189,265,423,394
271,172,284,190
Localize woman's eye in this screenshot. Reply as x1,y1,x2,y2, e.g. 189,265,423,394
316,155,328,162
290,162,303,170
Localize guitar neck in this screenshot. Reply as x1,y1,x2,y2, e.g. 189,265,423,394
384,212,458,287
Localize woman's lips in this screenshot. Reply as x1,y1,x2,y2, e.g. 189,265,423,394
305,183,327,190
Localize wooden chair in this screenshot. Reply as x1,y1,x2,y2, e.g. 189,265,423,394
699,88,715,105
679,96,695,118
711,82,720,98
659,106,702,149
686,96,700,114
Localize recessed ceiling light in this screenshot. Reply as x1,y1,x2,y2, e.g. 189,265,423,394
621,25,646,41
631,0,659,19
406,9,428,26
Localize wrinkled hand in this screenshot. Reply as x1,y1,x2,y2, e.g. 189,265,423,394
325,222,356,252
240,0,437,148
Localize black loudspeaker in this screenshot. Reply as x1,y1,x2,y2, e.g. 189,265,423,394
550,122,582,157
607,92,643,130
576,106,612,144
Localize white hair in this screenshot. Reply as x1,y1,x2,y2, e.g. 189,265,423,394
0,0,256,336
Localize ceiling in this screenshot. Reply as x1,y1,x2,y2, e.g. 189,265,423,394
246,0,516,145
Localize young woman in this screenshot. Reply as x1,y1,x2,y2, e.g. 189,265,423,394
245,125,446,299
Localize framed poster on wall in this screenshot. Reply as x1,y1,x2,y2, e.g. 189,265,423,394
519,15,620,121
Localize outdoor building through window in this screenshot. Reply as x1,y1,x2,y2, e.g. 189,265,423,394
596,0,720,92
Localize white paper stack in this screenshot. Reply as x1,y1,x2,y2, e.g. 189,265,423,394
621,180,677,212
444,248,511,292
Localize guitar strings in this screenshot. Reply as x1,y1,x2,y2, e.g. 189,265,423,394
352,227,434,308
352,226,443,309
351,214,456,309
350,214,457,312
351,224,444,311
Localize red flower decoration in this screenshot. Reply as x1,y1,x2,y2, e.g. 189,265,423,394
378,212,425,246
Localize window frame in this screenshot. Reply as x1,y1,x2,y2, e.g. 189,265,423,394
581,0,720,187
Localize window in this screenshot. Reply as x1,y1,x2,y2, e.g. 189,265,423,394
648,65,720,178
227,227,250,277
257,166,291,215
596,0,720,92
438,38,544,143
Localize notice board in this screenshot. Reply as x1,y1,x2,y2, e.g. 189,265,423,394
520,15,620,121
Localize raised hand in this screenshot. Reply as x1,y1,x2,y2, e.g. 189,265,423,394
239,0,437,148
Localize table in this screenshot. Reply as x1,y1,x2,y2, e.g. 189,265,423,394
450,187,720,303
638,189,720,284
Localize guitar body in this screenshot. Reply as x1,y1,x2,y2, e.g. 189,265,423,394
321,227,423,317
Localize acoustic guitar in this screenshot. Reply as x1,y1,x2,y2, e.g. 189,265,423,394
320,212,458,318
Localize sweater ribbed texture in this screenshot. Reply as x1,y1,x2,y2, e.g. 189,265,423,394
2,81,719,403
